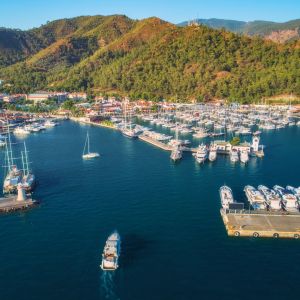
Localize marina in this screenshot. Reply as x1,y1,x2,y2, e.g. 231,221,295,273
1,115,300,300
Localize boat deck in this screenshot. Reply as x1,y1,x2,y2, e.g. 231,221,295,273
0,197,37,213
221,209,300,238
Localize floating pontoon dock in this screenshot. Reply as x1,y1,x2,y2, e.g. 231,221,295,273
221,209,300,239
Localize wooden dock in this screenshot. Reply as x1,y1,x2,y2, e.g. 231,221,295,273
0,197,38,213
221,209,300,239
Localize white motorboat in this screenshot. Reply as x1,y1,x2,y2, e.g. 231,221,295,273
193,144,208,164
240,150,249,164
230,149,239,163
101,231,121,271
208,144,217,162
258,185,282,210
244,185,267,210
219,185,235,209
273,185,299,211
14,127,30,136
170,146,182,162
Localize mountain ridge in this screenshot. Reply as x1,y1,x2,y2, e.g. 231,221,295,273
178,18,300,43
0,15,299,103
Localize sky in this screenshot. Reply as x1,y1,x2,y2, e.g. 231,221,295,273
1,0,300,30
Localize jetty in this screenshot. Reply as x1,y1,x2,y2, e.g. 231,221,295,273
71,117,118,130
221,209,300,239
0,185,38,213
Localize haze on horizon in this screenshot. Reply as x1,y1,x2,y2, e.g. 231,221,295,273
1,0,300,30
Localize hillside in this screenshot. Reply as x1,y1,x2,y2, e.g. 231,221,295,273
0,15,299,103
179,18,300,43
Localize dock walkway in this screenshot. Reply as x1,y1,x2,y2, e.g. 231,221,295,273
221,209,300,239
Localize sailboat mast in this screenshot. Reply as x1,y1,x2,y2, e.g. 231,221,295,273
7,119,14,167
87,133,90,154
21,151,25,176
24,142,29,176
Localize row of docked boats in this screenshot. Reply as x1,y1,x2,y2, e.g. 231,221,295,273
220,185,300,212
245,185,300,212
138,103,299,141
13,119,58,136
193,143,217,163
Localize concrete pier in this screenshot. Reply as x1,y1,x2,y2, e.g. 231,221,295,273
221,209,300,239
0,196,37,213
138,135,173,151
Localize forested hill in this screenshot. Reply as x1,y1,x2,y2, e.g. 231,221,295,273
179,18,300,43
0,15,299,103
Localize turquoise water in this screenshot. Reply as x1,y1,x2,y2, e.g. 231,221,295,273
0,121,300,300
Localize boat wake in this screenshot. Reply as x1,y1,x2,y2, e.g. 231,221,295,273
100,272,119,300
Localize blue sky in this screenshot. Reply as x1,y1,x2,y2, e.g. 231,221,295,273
1,0,299,29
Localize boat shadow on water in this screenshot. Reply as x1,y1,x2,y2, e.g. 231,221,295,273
120,233,153,268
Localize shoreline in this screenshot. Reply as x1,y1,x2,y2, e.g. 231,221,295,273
70,117,118,131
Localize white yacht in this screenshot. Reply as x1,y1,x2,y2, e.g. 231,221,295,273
240,150,249,164
14,127,30,136
244,185,266,210
122,128,138,139
230,149,239,163
219,185,235,209
273,185,299,211
286,186,300,200
101,231,121,271
82,132,100,159
208,144,217,162
193,144,208,164
170,146,182,162
44,120,57,127
258,185,282,210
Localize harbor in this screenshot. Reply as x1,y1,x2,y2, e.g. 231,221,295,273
0,119,300,300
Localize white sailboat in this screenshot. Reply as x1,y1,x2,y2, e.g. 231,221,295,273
170,123,182,161
3,123,23,194
82,132,100,159
122,101,138,139
21,142,36,192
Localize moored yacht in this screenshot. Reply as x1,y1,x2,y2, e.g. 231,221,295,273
101,231,121,271
286,186,300,200
230,149,239,163
21,142,36,192
14,127,30,136
240,150,249,164
219,185,235,209
208,144,217,162
193,144,208,164
3,165,23,194
170,146,182,162
273,185,299,211
244,185,266,210
258,185,282,210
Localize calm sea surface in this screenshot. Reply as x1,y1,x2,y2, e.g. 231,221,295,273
0,121,300,300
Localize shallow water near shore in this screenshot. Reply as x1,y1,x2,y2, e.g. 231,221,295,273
0,121,300,300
